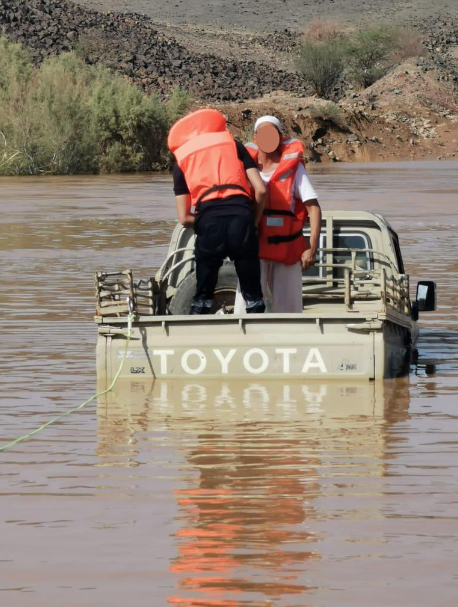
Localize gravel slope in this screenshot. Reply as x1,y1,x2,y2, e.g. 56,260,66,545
73,0,458,31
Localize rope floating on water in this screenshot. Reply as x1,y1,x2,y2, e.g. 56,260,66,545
0,314,134,453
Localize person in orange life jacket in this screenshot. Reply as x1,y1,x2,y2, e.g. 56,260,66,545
234,115,322,314
168,108,267,315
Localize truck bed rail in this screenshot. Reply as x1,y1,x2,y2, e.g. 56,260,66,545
302,247,409,313
95,247,409,318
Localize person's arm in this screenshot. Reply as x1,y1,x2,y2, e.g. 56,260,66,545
172,163,195,227
236,141,267,226
175,194,195,228
302,199,321,269
245,167,267,226
293,164,321,269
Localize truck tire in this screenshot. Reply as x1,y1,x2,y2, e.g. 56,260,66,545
168,261,237,315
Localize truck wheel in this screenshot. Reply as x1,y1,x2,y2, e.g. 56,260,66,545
168,261,237,315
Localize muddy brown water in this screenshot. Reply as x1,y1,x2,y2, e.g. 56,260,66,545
1,162,458,607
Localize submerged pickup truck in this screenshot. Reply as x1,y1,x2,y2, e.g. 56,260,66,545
94,211,436,381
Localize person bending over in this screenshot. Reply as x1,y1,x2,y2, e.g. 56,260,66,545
168,108,267,315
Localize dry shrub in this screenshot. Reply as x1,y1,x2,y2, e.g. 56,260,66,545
242,121,256,144
297,19,346,98
309,102,347,130
305,18,343,42
296,39,344,99
388,27,426,63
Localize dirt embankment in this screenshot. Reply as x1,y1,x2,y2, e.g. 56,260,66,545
1,0,458,163
221,57,458,163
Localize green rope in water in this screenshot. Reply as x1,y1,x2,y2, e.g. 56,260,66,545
0,314,134,453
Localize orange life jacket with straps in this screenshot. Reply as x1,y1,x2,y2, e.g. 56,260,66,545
246,138,308,265
168,109,252,215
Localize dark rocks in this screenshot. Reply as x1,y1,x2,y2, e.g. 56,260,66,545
0,0,307,101
414,16,458,90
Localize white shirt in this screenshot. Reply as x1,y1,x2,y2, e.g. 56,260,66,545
261,163,318,212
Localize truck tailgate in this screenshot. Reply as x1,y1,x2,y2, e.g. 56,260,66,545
96,314,376,380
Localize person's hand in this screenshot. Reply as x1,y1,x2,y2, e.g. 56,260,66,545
301,248,316,270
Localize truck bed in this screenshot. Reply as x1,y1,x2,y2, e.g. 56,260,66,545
94,211,414,381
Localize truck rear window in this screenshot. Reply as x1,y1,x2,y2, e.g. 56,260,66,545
333,233,372,274
303,230,372,279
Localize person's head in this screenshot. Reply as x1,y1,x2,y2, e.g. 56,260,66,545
253,115,282,154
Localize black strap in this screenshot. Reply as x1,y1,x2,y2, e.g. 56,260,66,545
196,184,250,212
263,209,295,218
268,229,303,245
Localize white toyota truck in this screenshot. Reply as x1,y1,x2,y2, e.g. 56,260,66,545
94,211,436,381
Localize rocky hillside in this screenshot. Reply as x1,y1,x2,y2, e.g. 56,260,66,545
0,0,306,101
1,0,458,164
221,57,458,164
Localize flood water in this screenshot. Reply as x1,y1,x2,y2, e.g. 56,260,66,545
1,162,458,606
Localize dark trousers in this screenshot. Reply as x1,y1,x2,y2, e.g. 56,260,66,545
193,213,264,312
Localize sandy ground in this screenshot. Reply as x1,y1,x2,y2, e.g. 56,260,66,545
74,0,458,31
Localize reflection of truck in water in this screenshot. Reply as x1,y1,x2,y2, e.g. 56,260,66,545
94,211,436,380
96,377,411,604
96,378,411,604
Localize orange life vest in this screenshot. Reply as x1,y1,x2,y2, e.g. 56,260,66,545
168,109,251,214
246,138,308,265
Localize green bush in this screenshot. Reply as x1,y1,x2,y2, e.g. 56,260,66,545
344,27,393,88
296,39,344,99
0,37,33,97
0,37,192,175
166,88,194,125
344,26,424,89
296,23,426,95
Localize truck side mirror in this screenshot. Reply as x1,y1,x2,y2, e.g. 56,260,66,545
416,281,436,312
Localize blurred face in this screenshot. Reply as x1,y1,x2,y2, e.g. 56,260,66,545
255,123,281,153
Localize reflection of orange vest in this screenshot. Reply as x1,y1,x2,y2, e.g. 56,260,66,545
168,109,251,214
246,138,308,265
